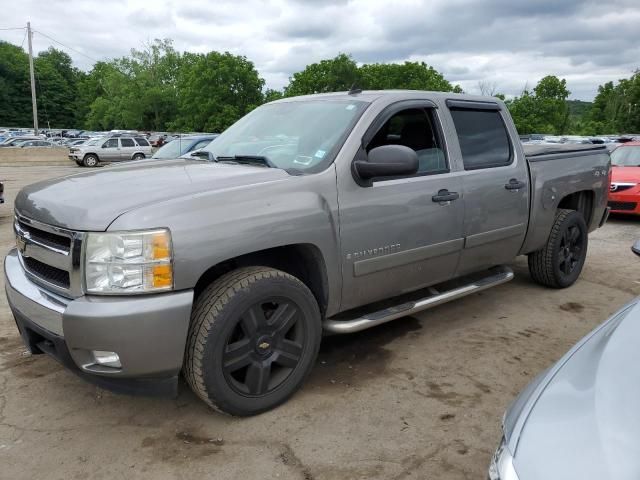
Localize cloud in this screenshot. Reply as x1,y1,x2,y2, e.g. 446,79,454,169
1,0,638,100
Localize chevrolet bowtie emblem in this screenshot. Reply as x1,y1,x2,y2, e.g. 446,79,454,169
16,233,28,256
258,342,270,350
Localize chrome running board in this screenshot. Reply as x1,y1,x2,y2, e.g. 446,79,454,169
323,266,514,334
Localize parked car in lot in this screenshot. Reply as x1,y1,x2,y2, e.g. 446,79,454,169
0,136,43,147
68,135,152,166
608,141,640,215
15,140,56,148
0,181,4,204
151,134,218,160
490,240,640,480
6,91,610,416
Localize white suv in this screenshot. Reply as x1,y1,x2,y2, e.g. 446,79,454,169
69,136,152,167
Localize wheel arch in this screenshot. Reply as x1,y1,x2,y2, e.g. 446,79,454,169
193,243,330,316
557,190,595,227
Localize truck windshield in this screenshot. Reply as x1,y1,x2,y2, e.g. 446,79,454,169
202,99,368,173
611,146,640,166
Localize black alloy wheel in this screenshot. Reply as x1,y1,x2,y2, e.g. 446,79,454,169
222,298,305,396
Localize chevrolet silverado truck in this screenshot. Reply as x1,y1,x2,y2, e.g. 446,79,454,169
5,91,610,416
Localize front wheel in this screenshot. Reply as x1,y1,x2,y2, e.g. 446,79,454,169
528,209,588,288
83,154,99,167
184,267,321,416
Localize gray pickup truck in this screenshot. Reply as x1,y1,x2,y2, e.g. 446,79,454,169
5,91,610,416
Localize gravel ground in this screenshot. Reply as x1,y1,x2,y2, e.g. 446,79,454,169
1,165,638,479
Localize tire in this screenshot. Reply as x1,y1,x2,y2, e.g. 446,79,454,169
184,267,322,416
83,154,99,167
528,209,588,288
132,153,145,160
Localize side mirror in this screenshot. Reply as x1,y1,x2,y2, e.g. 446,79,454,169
101,144,109,148
190,150,213,161
353,145,418,185
632,240,640,257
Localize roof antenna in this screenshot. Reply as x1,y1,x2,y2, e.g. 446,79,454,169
348,83,362,95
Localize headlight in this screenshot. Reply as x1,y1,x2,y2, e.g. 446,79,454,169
85,229,173,294
488,437,520,480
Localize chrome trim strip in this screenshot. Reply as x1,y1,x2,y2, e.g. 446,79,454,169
464,223,526,249
324,266,514,333
353,238,464,277
5,249,69,336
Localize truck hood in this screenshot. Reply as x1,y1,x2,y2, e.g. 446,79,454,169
15,159,289,230
510,299,640,480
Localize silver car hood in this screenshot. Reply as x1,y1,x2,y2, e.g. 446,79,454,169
15,159,288,231
507,299,640,480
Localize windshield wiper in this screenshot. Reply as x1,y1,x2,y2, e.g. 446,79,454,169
214,155,276,168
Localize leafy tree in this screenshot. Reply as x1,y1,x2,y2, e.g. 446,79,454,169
34,48,84,128
284,53,360,97
171,51,264,132
360,61,462,92
506,76,571,134
263,88,284,103
0,41,33,127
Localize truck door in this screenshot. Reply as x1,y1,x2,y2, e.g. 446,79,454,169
337,101,465,311
445,100,529,276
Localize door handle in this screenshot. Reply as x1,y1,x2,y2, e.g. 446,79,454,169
505,179,526,190
432,189,460,203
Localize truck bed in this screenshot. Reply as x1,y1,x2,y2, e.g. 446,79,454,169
520,143,610,255
524,143,607,159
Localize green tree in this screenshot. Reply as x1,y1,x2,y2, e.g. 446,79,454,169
359,61,462,92
0,41,33,127
263,88,284,103
34,48,84,128
533,75,570,134
171,51,264,132
506,76,572,134
284,53,360,97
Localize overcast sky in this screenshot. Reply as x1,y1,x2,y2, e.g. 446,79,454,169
1,0,639,100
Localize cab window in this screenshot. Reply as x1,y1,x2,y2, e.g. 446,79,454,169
366,108,447,176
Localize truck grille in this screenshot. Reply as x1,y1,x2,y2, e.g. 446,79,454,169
16,219,71,252
23,257,70,288
608,201,637,211
14,214,83,297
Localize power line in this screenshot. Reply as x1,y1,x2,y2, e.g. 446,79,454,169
19,28,27,49
33,29,100,64
0,26,25,31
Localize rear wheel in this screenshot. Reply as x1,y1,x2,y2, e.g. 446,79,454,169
132,153,145,160
528,209,588,288
184,267,321,416
83,154,98,167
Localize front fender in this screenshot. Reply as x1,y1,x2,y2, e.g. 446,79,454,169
108,166,342,314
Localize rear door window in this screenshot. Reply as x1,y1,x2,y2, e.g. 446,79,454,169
449,109,512,170
120,138,135,147
135,137,149,146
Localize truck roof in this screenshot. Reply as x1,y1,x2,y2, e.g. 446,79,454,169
272,90,503,105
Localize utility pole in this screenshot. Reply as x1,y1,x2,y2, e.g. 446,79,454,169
27,22,39,135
